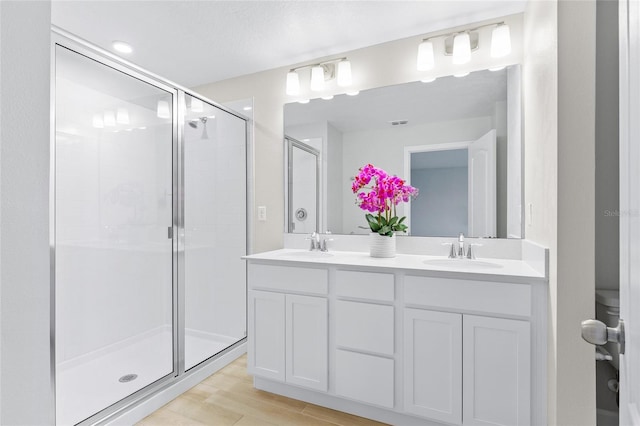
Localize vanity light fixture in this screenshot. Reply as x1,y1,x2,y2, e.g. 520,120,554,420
116,107,130,125
103,110,116,127
285,57,353,96
336,59,352,87
112,40,133,54
310,66,325,91
191,98,204,113
286,71,300,96
416,40,435,71
416,21,511,70
452,33,472,64
92,113,104,129
157,100,171,119
491,24,511,57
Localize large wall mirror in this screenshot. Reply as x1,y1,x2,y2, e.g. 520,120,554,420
284,65,523,239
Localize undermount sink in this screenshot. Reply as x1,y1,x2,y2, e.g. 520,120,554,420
278,251,334,258
423,258,503,269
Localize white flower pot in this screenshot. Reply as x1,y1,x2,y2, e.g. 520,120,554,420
369,232,396,258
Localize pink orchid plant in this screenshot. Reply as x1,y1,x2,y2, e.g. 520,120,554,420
351,163,418,237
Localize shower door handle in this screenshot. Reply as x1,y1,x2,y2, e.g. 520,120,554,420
168,226,173,239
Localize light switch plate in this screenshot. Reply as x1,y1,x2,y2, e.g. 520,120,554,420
258,206,267,221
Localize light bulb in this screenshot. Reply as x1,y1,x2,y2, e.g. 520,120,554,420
337,60,352,87
286,71,300,96
310,66,325,92
92,113,104,129
103,110,116,127
116,108,129,125
491,24,511,58
417,40,435,71
191,97,203,112
157,100,171,119
420,77,437,83
112,41,132,54
452,33,471,65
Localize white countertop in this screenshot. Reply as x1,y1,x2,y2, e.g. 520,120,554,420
243,249,546,281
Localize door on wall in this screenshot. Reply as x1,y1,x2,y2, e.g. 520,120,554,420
619,0,640,423
468,129,497,238
286,137,320,234
54,45,175,425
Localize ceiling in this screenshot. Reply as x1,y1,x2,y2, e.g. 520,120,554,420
51,0,526,88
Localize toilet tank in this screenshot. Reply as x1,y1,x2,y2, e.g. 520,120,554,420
595,289,620,370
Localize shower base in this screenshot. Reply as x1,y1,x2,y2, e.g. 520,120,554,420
56,327,239,425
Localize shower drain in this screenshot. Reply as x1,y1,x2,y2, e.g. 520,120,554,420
118,374,138,383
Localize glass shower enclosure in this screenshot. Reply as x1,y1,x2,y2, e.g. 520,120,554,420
53,35,247,425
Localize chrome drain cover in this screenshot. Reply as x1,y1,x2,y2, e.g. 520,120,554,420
118,374,138,383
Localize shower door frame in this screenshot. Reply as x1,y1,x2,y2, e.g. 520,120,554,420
50,28,251,425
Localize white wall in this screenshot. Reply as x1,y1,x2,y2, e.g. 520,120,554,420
556,2,597,424
523,1,596,424
0,1,54,424
195,13,523,251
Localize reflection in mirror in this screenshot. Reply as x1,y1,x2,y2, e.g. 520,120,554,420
286,137,320,233
407,129,496,238
284,65,522,238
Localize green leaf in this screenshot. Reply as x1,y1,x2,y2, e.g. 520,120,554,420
389,217,398,227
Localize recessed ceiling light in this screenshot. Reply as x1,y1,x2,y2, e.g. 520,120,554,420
346,91,360,96
420,77,437,83
243,106,252,111
298,99,310,104
112,41,133,54
321,95,334,100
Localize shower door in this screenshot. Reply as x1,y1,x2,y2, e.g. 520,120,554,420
54,45,176,425
183,94,247,370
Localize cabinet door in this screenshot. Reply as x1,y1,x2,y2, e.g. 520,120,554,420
404,309,462,424
286,294,328,391
463,315,531,426
247,290,285,381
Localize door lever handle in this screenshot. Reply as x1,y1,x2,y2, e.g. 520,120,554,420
581,319,625,355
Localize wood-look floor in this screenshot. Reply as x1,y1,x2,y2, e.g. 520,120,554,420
137,355,388,426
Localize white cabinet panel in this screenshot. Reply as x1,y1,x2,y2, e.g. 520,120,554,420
286,294,328,391
335,270,394,301
335,349,394,408
405,276,531,317
336,300,394,355
463,315,531,426
404,309,462,424
248,290,285,381
249,263,328,294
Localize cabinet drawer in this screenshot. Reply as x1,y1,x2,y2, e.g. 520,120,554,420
248,263,328,295
405,276,531,317
335,349,394,408
335,270,394,301
336,300,394,355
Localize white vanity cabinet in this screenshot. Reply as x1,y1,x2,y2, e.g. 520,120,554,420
247,264,328,392
404,275,532,426
244,250,547,426
334,270,395,408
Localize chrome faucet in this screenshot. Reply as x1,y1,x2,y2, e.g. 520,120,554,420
446,232,477,259
306,232,320,251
